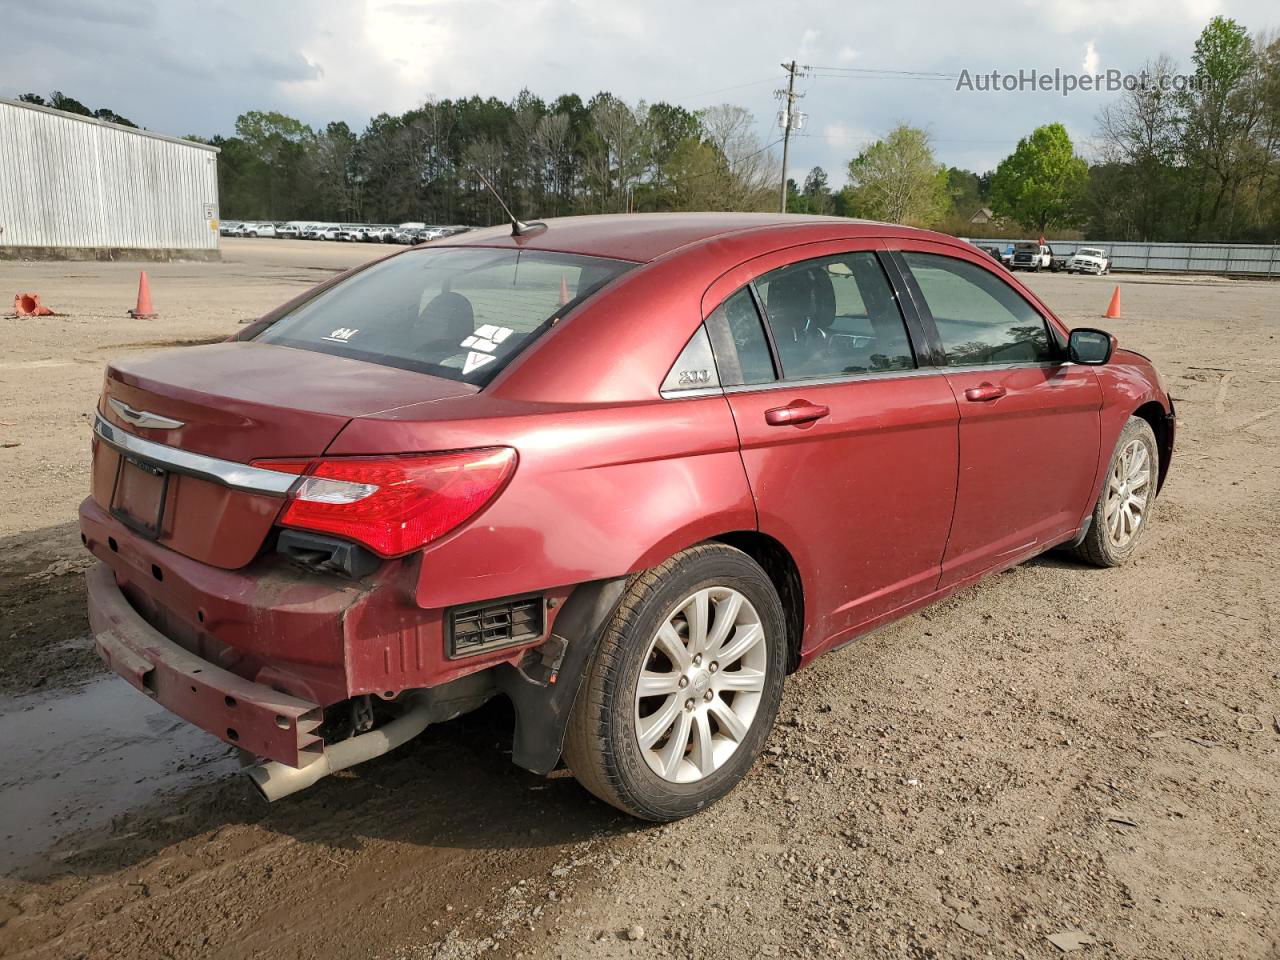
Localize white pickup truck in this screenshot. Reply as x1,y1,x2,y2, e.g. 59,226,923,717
1068,247,1111,275
1010,241,1053,271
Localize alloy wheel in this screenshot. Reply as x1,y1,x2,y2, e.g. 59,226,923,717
1104,438,1152,547
633,587,768,784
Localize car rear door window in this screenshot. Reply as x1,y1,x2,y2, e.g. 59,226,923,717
901,252,1054,366
704,287,776,387
753,253,915,380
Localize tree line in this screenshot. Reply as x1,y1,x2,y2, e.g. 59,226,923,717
199,94,781,226
17,14,1278,242
794,15,1280,243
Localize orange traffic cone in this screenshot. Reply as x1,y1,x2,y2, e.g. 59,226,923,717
128,271,158,319
13,293,55,317
1103,285,1121,320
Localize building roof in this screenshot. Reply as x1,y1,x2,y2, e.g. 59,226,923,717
0,96,218,153
431,212,949,263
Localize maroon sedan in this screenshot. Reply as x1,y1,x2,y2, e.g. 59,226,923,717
81,214,1174,821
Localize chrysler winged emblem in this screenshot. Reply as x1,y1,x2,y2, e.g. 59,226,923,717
107,397,185,430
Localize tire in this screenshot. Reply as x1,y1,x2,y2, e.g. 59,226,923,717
563,543,788,821
1069,416,1159,567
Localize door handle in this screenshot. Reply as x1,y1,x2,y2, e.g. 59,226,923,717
963,383,1007,403
764,400,830,427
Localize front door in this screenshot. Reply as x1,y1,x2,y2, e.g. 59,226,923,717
704,243,959,658
891,243,1103,586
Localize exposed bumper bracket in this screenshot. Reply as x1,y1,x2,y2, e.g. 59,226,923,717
87,561,324,767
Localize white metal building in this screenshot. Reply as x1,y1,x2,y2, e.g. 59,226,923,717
0,96,220,260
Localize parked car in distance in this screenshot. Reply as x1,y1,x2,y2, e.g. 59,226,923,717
218,221,242,237
976,244,1008,270
276,223,304,240
1069,247,1111,275
1010,241,1053,271
244,222,276,238
81,213,1174,822
336,226,364,242
302,225,340,241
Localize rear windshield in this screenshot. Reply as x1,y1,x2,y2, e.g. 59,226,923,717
256,247,635,385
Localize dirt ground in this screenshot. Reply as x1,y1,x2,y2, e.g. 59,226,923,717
0,239,1277,959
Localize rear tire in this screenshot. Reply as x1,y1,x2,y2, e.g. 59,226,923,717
1070,416,1159,567
563,543,787,821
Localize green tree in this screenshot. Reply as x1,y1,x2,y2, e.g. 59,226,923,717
1094,55,1184,240
843,125,948,225
989,123,1088,233
944,167,984,218
801,166,834,214
1182,16,1263,238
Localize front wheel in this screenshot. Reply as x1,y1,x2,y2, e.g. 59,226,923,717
1070,416,1159,567
563,544,787,821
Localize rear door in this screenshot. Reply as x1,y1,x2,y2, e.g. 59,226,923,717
889,241,1102,586
704,240,959,657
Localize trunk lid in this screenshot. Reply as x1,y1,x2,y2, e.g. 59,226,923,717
93,341,476,569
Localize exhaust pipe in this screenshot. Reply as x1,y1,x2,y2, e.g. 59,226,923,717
246,697,434,802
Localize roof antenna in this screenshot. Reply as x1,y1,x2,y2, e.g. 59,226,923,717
473,168,547,237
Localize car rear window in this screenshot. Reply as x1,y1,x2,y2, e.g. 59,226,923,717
256,247,635,385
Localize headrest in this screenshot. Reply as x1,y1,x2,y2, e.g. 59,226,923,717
767,267,835,332
422,291,474,342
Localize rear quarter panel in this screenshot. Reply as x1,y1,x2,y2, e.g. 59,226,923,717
327,394,756,609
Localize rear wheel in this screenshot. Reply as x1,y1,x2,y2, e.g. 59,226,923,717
563,544,787,821
1070,416,1159,567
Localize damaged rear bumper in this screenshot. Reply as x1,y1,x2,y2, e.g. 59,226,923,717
86,561,323,767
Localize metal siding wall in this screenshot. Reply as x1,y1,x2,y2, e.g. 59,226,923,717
963,238,1280,278
0,100,218,251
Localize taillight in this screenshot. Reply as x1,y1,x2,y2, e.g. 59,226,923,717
253,448,517,557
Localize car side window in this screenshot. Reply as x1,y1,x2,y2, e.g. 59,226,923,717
754,252,915,380
901,252,1054,366
704,286,776,386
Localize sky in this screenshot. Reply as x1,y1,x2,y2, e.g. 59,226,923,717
2,0,1276,188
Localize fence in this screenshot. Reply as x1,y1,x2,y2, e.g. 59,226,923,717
962,239,1280,279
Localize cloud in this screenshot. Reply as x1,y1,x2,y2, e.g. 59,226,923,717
244,51,324,85
1,0,1274,177
1082,40,1099,74
17,0,156,27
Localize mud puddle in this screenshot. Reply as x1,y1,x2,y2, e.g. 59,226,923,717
0,677,237,875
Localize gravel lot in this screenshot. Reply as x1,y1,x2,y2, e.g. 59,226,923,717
0,239,1277,959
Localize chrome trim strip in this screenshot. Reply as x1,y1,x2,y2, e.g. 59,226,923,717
107,397,186,430
717,361,1072,396
658,385,726,400
93,412,296,496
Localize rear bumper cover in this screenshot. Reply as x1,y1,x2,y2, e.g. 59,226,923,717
87,561,323,767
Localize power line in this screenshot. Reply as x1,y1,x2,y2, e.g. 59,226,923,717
682,77,778,101
675,136,785,185
807,65,959,80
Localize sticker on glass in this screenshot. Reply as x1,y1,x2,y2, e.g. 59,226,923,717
460,324,513,353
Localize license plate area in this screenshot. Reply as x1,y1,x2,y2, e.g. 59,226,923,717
110,456,170,539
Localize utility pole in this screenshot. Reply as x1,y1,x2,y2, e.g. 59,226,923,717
776,61,807,213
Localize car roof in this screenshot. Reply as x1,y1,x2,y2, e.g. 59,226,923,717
427,212,949,263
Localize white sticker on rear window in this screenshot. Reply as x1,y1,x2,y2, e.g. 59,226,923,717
460,324,513,353
462,352,497,374
323,327,358,343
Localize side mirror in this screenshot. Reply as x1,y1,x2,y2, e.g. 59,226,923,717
1068,327,1116,365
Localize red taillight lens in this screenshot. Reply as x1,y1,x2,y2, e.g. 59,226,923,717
254,448,516,557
